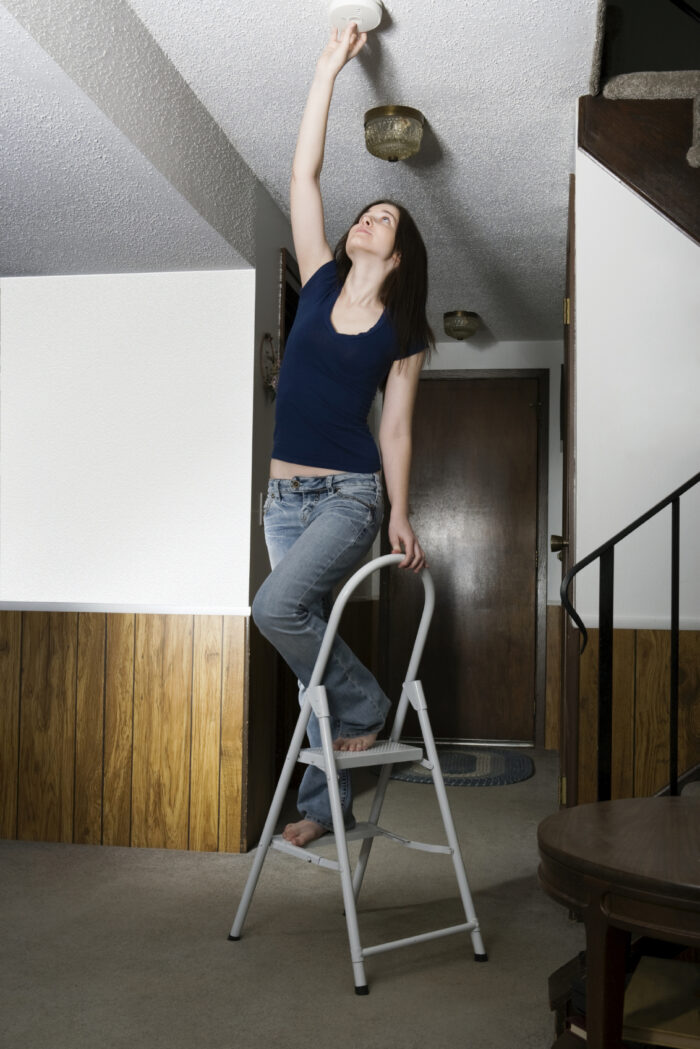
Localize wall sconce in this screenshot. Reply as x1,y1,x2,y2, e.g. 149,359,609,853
364,105,425,162
443,311,480,340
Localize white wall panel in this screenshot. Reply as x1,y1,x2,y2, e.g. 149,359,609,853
0,269,255,611
575,151,700,628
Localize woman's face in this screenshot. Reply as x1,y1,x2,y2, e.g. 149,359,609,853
346,203,400,263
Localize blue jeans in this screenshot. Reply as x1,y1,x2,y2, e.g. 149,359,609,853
252,473,390,830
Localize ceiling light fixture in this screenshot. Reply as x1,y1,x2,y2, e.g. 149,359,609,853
443,311,480,340
329,0,383,33
364,105,425,162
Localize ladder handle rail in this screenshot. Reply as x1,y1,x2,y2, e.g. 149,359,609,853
307,553,435,691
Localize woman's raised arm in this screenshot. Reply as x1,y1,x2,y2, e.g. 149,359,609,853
290,22,366,285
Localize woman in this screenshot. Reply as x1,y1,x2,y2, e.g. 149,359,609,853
252,22,434,848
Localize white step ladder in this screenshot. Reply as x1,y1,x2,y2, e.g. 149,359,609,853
229,553,487,994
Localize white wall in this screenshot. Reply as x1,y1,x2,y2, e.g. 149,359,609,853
0,269,255,612
425,339,564,604
575,150,700,628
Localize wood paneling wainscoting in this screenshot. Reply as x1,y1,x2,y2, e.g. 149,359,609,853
0,611,248,852
578,628,700,803
545,607,700,802
545,612,700,797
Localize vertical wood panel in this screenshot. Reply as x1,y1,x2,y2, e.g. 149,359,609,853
545,605,561,750
132,615,194,849
18,613,77,842
248,619,278,848
103,615,135,846
0,612,22,838
610,631,635,800
189,616,223,852
679,631,700,778
578,628,636,802
578,629,599,804
219,616,246,853
635,631,671,796
74,613,106,844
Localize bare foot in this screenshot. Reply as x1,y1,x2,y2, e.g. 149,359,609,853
282,819,326,847
333,732,378,753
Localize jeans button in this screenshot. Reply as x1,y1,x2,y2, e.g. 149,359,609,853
291,479,300,489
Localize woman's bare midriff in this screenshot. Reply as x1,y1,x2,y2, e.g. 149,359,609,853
270,458,340,478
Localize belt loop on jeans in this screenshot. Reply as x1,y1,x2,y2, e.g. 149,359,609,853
325,475,335,494
270,478,281,497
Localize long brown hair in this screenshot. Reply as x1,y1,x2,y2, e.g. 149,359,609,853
334,200,434,362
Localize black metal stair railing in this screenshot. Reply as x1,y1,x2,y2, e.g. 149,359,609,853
561,471,700,801
666,0,700,26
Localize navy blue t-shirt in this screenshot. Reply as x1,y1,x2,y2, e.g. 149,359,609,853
272,261,423,473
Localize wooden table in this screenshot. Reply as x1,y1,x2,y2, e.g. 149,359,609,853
537,797,700,1049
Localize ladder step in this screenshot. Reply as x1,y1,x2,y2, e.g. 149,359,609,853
270,836,340,869
270,823,453,865
298,740,423,770
338,823,453,854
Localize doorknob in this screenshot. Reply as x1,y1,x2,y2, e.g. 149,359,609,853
550,534,569,561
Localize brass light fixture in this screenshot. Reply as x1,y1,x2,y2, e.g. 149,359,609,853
364,105,425,162
443,310,480,340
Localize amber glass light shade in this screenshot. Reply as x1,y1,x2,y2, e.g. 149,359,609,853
364,105,425,162
443,311,480,340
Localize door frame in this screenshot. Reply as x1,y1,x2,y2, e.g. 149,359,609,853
560,174,580,804
382,368,550,746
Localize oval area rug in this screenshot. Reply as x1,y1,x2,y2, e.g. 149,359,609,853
386,746,535,787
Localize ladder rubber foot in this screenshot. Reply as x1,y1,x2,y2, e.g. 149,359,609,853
228,934,241,941
474,952,488,962
355,985,370,996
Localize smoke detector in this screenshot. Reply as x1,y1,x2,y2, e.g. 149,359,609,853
329,0,383,33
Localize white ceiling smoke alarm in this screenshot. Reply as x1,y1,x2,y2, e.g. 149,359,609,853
328,0,383,33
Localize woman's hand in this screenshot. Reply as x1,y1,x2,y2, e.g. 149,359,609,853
316,22,367,80
389,512,426,572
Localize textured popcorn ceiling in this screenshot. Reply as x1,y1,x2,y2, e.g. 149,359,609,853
0,0,599,341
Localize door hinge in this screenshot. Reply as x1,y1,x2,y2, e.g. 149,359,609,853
559,775,567,806
563,297,571,325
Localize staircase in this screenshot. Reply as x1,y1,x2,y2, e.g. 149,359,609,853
583,0,700,240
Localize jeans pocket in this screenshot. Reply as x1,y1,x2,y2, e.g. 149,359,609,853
334,484,382,515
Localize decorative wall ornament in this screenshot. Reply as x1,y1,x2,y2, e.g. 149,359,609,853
259,332,281,395
262,249,301,398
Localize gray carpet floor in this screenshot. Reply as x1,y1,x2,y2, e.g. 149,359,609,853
1,749,584,1049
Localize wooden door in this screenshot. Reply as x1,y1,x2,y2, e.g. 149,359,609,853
381,373,546,743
